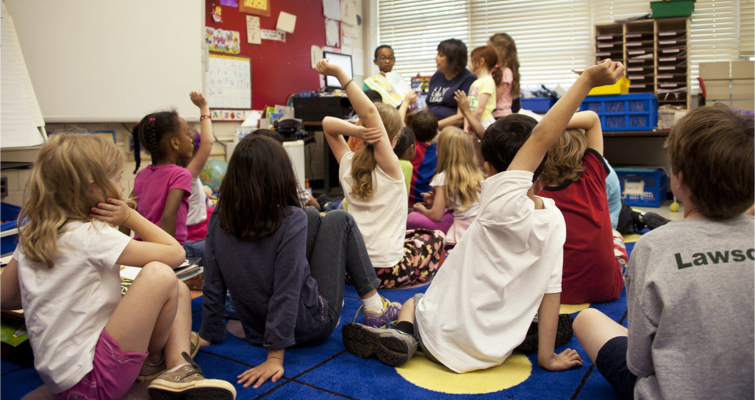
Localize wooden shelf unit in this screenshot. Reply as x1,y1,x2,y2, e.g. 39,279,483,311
595,17,691,110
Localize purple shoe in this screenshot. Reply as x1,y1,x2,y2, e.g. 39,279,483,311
361,295,402,328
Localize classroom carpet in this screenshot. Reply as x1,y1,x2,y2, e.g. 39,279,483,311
3,241,638,400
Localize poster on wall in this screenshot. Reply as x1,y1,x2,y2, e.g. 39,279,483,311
246,15,261,44
206,54,251,109
325,18,339,47
205,27,241,54
239,0,270,17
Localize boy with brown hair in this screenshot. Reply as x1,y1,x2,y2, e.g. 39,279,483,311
574,104,754,399
409,110,441,206
341,59,625,373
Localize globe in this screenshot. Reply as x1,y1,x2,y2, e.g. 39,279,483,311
200,160,227,193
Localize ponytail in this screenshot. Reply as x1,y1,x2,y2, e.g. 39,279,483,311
131,124,141,173
491,64,503,87
349,102,402,201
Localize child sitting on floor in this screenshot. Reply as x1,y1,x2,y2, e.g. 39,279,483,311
408,110,441,207
536,110,624,304
130,91,207,245
394,126,417,196
317,59,446,289
409,126,484,245
574,104,754,400
198,134,402,390
0,134,235,399
340,59,625,372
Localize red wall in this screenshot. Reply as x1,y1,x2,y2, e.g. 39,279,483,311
205,0,328,109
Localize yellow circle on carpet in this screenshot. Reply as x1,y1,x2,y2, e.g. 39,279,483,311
395,351,531,394
560,303,591,314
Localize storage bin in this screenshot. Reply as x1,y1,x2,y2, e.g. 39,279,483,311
1,203,21,255
520,97,556,114
651,1,695,18
614,167,668,207
588,76,630,96
580,93,658,131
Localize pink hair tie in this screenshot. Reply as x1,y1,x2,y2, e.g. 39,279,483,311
149,118,155,122
494,64,499,68
135,122,140,125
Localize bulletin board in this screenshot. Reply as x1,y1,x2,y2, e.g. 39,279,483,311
207,55,252,109
205,0,328,109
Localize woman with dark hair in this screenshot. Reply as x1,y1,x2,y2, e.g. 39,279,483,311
198,134,401,389
426,39,477,129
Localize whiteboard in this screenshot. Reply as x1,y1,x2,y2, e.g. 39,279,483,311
206,55,252,109
4,0,204,123
1,4,45,148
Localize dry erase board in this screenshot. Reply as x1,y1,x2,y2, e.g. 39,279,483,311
206,55,251,109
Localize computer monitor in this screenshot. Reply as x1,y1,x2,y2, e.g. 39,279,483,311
323,51,353,90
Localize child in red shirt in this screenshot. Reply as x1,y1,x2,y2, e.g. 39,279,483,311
537,111,623,304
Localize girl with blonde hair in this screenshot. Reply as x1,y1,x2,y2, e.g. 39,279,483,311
410,127,484,245
0,134,235,399
317,60,446,289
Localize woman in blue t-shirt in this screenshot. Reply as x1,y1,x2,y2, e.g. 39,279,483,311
426,39,477,130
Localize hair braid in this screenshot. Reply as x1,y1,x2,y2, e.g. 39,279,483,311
147,119,160,166
131,124,142,173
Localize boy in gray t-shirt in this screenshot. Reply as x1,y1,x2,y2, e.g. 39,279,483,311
574,104,754,400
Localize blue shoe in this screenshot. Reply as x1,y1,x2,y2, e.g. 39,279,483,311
359,295,402,328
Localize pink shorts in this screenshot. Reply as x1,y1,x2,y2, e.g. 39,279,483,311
58,329,148,400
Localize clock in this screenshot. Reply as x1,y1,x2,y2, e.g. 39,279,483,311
239,0,270,17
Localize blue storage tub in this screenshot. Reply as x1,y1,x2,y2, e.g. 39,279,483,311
614,167,668,207
1,203,21,255
580,93,658,131
521,97,557,114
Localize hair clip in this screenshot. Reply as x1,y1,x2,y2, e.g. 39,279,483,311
494,64,499,69
149,118,155,122
136,122,140,126
133,169,137,174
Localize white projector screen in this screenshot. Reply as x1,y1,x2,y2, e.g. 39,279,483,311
5,0,205,123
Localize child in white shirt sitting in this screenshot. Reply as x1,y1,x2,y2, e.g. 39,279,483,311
341,59,625,373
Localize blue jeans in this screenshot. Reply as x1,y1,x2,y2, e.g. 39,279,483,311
183,239,205,258
226,208,380,325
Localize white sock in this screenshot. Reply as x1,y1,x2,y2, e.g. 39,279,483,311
362,293,383,311
166,363,190,373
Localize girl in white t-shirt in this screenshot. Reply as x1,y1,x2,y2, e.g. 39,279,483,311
316,60,446,289
410,127,484,245
0,134,235,399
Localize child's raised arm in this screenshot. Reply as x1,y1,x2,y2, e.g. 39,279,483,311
566,110,603,155
186,90,213,179
508,60,624,174
91,198,185,268
316,60,402,180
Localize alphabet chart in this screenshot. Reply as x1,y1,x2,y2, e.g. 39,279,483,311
206,55,251,109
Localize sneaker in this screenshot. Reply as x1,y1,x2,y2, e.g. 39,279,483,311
516,314,574,353
342,323,418,367
642,212,670,230
137,332,201,382
361,295,402,328
147,352,236,400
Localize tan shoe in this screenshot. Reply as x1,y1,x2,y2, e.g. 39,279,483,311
147,352,236,400
137,331,201,382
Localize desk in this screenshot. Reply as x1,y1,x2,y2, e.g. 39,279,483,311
302,121,341,196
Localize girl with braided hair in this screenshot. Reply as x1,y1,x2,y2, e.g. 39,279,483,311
131,90,209,245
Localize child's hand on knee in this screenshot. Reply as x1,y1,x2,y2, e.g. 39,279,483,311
91,198,132,227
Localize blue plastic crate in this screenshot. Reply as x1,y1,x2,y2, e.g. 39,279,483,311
614,167,668,207
579,93,658,131
1,203,21,255
521,97,556,114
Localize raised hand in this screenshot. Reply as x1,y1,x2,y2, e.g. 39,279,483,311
315,59,343,76
190,90,208,109
582,59,625,88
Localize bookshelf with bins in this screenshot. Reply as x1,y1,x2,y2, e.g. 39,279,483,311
594,17,691,111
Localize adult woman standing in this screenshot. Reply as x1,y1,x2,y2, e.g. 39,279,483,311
426,39,476,129
488,33,522,118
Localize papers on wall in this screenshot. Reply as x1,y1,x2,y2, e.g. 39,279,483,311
206,55,252,109
340,0,357,25
323,0,341,20
261,29,285,42
1,4,45,148
325,19,339,47
341,23,358,38
206,27,241,54
352,48,364,76
246,15,261,44
277,11,296,34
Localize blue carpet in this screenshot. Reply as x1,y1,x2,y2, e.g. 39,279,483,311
3,248,635,399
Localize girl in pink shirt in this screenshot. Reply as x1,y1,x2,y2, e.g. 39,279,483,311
488,33,521,119
131,91,210,244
